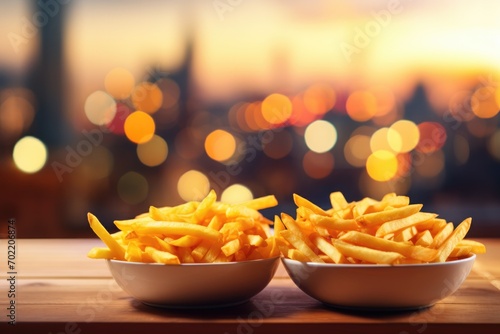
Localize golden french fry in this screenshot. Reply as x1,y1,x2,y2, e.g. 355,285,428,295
393,226,419,242
280,230,324,263
87,213,125,260
168,235,201,247
87,247,113,259
145,246,180,264
293,193,329,216
124,242,143,262
329,191,349,210
310,233,346,264
332,239,403,264
309,214,359,231
414,230,433,247
340,231,438,262
456,239,487,254
287,249,311,262
133,221,221,241
429,222,454,248
357,204,423,227
375,212,436,238
239,195,278,211
433,218,472,262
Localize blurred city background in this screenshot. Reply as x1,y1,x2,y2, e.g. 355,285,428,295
1,0,500,238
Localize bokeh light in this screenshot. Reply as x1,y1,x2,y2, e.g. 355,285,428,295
415,122,447,153
488,130,500,161
388,120,420,153
366,150,398,182
344,134,371,167
12,136,48,174
104,67,135,100
302,151,334,179
124,111,155,144
244,102,264,131
131,82,163,114
261,93,292,125
370,127,396,153
117,171,149,205
263,130,293,159
304,120,337,153
346,90,377,122
221,184,253,204
84,90,117,126
177,170,210,201
303,83,336,115
137,134,168,167
205,129,236,162
290,94,318,127
471,86,499,119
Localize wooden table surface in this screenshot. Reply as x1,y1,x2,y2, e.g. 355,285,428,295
1,238,499,333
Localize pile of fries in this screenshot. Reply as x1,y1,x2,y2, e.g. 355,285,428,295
87,190,280,264
275,192,486,264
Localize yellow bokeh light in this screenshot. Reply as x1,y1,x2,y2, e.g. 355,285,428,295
471,86,499,119
177,170,210,201
124,111,155,144
131,82,163,114
117,171,149,205
137,134,168,167
304,120,337,153
261,93,292,125
366,150,398,182
13,136,47,174
370,127,396,153
388,120,420,153
84,90,117,126
104,67,135,100
303,83,336,115
344,134,371,167
221,184,253,204
302,151,334,179
205,129,236,162
346,91,377,122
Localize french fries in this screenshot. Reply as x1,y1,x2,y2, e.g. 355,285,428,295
87,190,280,264
277,192,486,264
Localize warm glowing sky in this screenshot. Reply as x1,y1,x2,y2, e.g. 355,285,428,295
2,0,500,108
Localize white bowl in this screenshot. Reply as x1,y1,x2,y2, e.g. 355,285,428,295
281,254,475,310
107,257,280,308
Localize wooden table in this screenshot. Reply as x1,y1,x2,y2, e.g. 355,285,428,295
1,238,499,333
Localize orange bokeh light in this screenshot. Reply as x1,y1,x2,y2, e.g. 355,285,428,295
124,111,155,144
